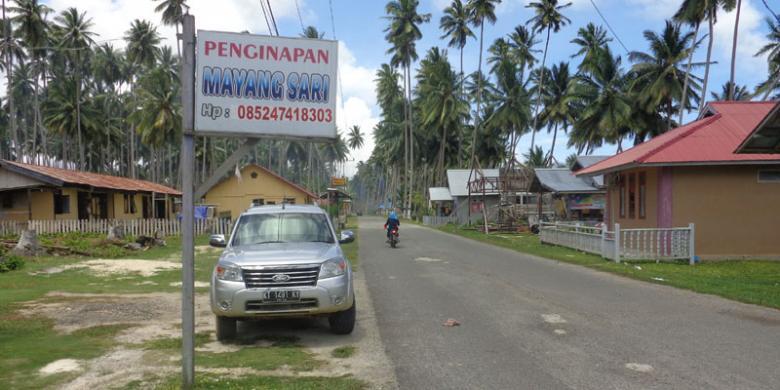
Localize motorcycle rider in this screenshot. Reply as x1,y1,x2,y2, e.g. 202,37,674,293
384,209,400,242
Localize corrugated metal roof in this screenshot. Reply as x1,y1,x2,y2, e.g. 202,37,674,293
446,169,500,197
578,102,780,176
428,187,452,201
1,160,181,195
574,155,609,169
533,168,602,193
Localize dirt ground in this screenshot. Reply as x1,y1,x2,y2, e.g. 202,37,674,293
22,261,397,389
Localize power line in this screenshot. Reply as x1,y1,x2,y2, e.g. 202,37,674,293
761,0,780,23
588,0,629,53
328,0,346,125
258,0,273,35
266,0,280,36
295,0,306,33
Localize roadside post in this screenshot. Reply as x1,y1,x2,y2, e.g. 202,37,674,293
180,13,196,389
178,17,339,388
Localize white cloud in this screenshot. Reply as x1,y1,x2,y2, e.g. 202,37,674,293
623,0,680,20
712,0,768,77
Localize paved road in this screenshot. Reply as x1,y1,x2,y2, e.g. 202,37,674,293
359,217,780,390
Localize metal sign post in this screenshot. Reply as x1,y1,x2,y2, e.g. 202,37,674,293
178,18,339,388
180,13,196,390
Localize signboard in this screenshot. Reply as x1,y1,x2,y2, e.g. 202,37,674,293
195,30,338,139
567,194,606,210
330,177,346,186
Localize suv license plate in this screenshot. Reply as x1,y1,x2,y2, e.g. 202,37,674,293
264,290,300,302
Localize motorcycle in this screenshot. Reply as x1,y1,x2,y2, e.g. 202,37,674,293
387,228,399,248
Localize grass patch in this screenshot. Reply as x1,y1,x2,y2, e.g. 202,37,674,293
198,344,322,371
142,332,212,351
341,220,359,271
150,373,366,389
331,345,356,358
0,321,133,389
438,225,780,309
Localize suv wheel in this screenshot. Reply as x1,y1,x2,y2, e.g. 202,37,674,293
216,315,237,342
329,300,356,335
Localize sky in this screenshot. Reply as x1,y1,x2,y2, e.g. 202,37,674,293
16,0,779,176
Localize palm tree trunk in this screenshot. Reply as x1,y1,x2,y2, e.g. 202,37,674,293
437,125,448,186
469,23,486,166
76,54,84,169
546,122,558,165
679,22,700,124
402,65,409,218
729,0,742,100
459,46,464,168
530,27,552,151
3,0,19,161
699,12,715,113
407,63,415,219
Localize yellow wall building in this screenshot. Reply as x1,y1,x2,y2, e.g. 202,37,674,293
0,160,180,221
202,164,317,220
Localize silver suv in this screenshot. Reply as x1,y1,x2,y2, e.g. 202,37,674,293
209,204,355,341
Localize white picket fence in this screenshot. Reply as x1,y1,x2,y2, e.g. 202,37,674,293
540,222,695,264
422,215,456,226
0,218,233,237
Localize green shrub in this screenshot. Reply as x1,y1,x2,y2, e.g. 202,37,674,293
0,255,25,273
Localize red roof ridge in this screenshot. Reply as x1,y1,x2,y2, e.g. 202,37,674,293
636,114,721,164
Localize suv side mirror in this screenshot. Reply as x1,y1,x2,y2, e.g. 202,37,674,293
209,234,227,248
338,230,355,244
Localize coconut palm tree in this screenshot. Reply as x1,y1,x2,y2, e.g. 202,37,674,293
439,0,474,83
629,21,701,131
11,0,52,161
465,0,500,168
570,22,611,74
301,25,325,39
384,0,430,218
486,44,531,164
416,47,468,183
508,25,540,85
54,7,96,168
539,62,574,164
711,81,750,100
124,19,161,178
675,0,736,113
523,145,547,168
347,125,364,150
755,17,780,99
570,48,631,153
153,0,186,56
525,0,571,151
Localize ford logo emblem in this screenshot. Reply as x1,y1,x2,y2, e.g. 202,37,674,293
272,274,291,282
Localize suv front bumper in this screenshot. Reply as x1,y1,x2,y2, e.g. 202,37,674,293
210,270,353,318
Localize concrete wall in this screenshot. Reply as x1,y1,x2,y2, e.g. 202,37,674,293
671,165,780,258
604,165,780,258
203,165,314,219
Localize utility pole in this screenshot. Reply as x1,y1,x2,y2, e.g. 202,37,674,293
180,13,196,390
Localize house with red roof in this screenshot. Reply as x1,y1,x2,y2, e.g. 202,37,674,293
577,102,780,259
0,160,181,221
201,163,318,220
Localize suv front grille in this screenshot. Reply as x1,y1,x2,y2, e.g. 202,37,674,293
245,299,318,312
242,265,320,288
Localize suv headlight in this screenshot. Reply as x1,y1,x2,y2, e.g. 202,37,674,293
215,262,243,282
319,257,347,279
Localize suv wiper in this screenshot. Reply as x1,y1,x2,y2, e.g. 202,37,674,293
252,240,286,245
308,239,334,243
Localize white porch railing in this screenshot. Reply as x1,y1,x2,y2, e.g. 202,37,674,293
540,222,695,264
0,218,233,238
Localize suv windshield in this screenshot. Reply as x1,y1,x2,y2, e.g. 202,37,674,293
231,212,334,246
